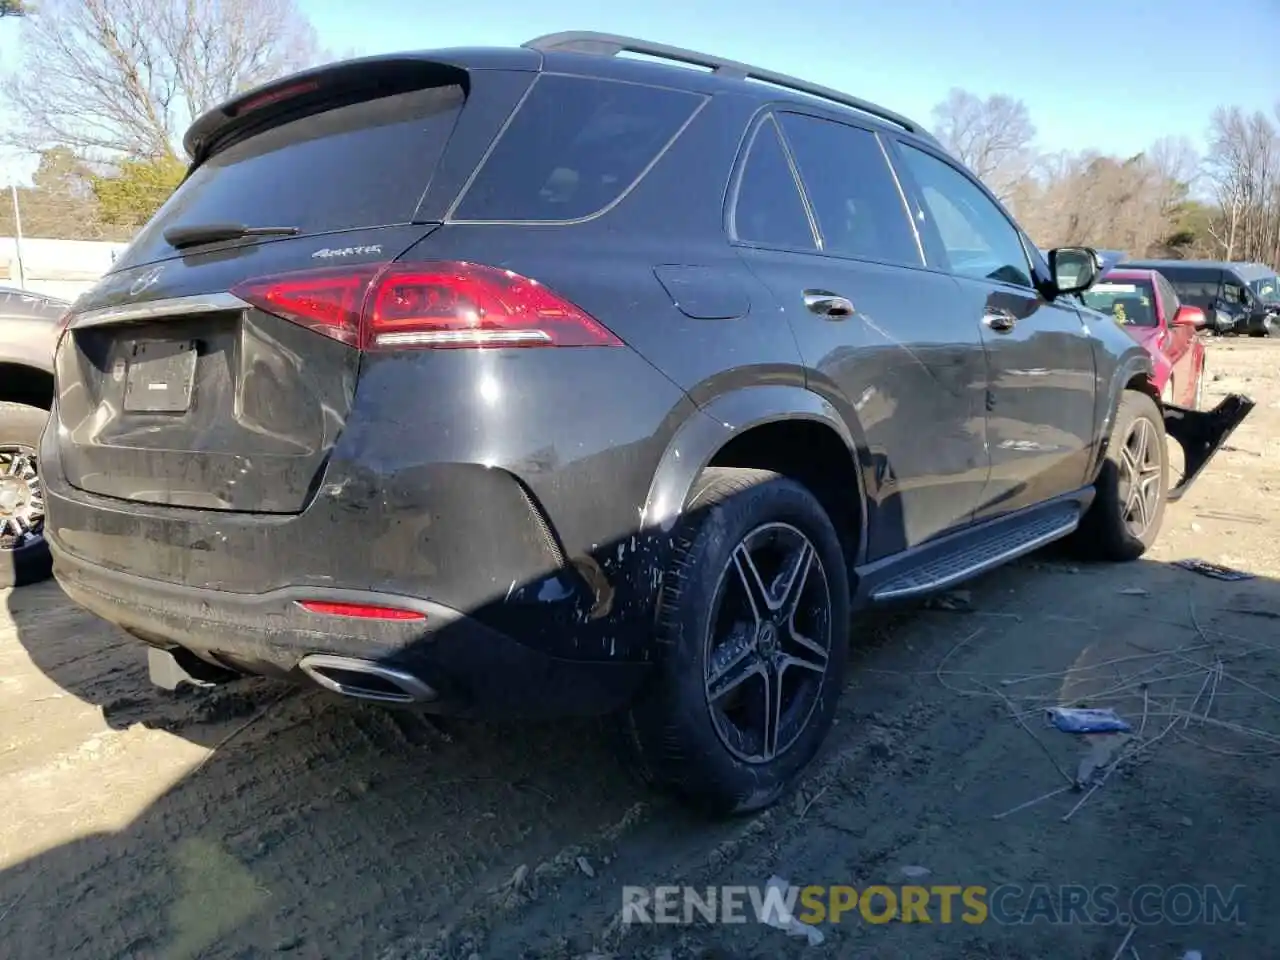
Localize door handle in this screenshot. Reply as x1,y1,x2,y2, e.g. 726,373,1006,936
803,289,856,319
982,308,1018,333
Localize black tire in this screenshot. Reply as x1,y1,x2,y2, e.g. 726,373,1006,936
0,400,52,588
623,467,850,817
1074,390,1168,562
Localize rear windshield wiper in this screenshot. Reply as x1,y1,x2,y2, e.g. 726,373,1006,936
164,222,300,249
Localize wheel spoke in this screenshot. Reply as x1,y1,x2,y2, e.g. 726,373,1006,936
760,660,784,760
785,620,829,672
707,636,764,703
776,541,815,621
1133,481,1150,528
1124,476,1142,519
779,651,825,676
1132,419,1150,468
731,543,770,627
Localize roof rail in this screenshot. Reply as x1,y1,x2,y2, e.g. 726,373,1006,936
524,31,936,142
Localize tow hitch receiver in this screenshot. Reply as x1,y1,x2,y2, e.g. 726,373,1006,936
1164,393,1256,502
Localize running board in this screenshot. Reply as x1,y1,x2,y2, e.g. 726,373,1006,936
855,494,1089,605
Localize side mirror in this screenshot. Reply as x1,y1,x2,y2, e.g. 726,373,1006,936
1048,246,1100,296
1172,305,1205,329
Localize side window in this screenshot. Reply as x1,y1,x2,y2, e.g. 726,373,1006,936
896,143,1033,288
1222,277,1246,304
1166,271,1218,309
453,74,704,222
775,114,920,266
732,118,816,250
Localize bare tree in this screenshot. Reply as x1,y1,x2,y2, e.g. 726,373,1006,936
930,88,1038,202
1203,106,1280,263
2,0,323,161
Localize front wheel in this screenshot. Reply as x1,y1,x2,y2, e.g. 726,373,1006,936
1073,390,1168,562
624,467,850,816
0,401,52,588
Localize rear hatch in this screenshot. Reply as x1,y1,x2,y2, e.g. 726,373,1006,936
53,59,494,513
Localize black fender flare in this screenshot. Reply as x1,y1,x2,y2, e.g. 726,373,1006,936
1089,348,1155,479
639,384,870,558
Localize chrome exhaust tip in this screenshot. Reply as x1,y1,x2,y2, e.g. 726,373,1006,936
298,654,437,705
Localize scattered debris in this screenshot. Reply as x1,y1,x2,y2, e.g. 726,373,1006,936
1109,924,1137,960
1118,587,1150,597
925,589,973,612
1172,559,1255,581
795,785,828,819
760,876,824,946
1047,707,1132,734
1075,734,1133,786
505,864,530,898
991,784,1073,821
576,856,596,879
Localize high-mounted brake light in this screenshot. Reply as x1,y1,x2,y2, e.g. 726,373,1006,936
297,600,426,621
235,79,323,116
230,261,623,350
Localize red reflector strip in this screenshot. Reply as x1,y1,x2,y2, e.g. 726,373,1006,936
297,600,426,621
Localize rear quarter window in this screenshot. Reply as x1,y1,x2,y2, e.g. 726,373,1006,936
451,74,704,223
123,84,467,266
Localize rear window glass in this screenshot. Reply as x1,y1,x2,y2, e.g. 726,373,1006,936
1165,271,1221,307
452,74,703,222
122,85,465,265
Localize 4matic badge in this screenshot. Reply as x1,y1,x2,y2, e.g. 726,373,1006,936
312,245,382,260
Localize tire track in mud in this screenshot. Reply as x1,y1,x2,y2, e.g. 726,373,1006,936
0,589,654,959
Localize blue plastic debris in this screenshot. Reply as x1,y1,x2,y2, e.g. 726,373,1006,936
1046,707,1132,734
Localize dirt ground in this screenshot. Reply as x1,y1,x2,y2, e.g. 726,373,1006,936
4,339,1280,960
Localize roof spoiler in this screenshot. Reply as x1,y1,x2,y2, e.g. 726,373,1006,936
183,55,478,163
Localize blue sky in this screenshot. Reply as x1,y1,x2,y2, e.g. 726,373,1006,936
298,0,1279,155
0,0,1277,183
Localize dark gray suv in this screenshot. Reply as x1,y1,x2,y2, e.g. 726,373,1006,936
40,32,1252,813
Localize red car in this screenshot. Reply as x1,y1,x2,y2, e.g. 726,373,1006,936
1083,268,1207,409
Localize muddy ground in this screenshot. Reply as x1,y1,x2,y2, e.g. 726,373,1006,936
4,338,1280,960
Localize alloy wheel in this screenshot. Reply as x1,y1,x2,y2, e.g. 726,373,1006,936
703,522,833,764
0,445,44,553
1119,418,1162,538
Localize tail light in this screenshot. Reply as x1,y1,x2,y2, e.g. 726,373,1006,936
297,600,426,621
230,261,624,350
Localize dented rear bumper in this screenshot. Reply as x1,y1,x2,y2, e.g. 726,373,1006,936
1164,393,1255,502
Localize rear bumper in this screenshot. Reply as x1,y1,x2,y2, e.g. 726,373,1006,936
51,544,650,718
